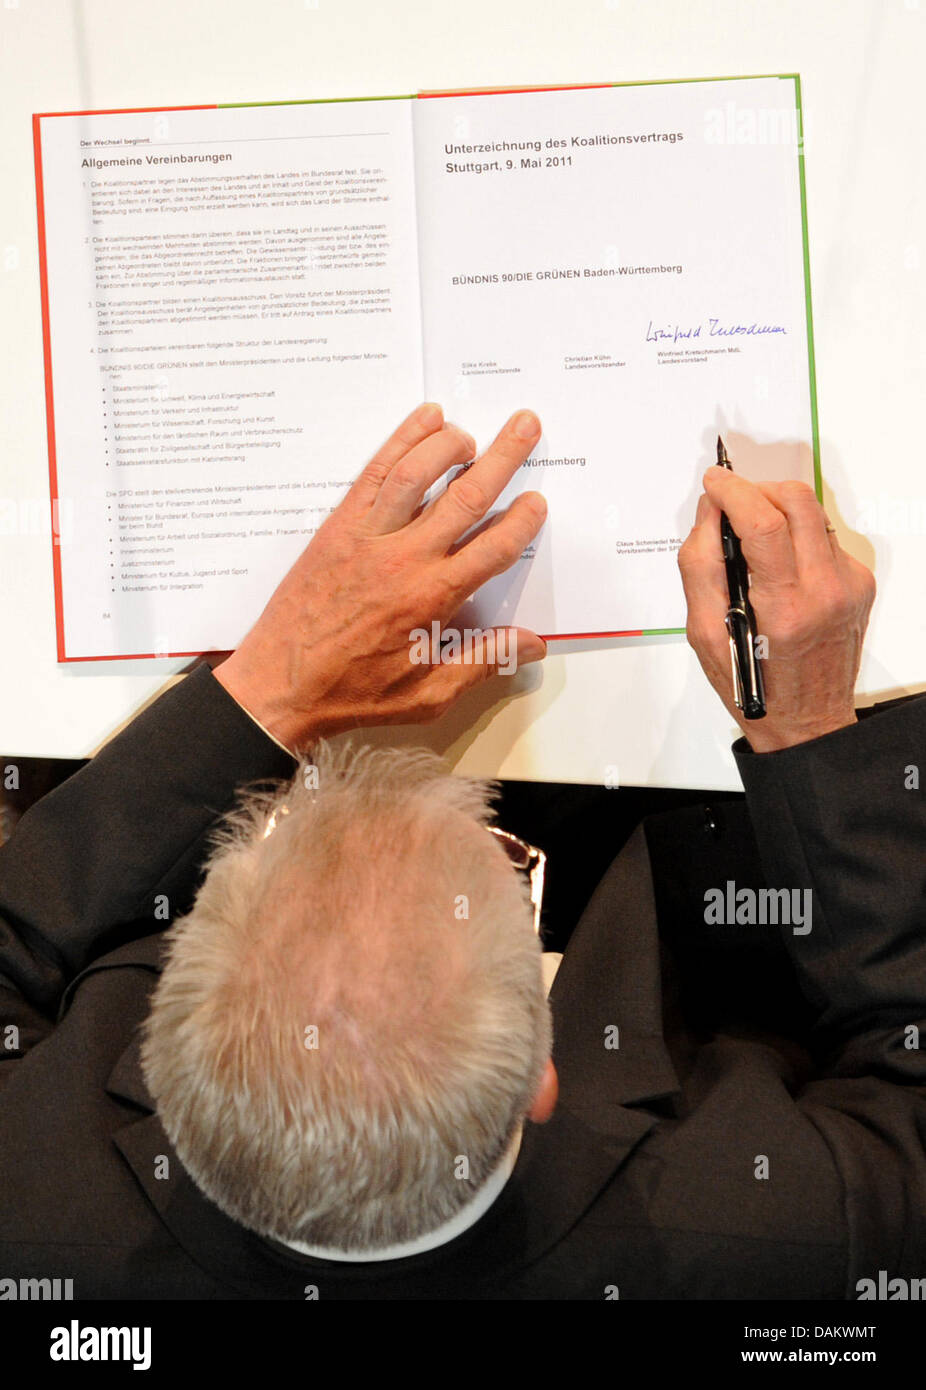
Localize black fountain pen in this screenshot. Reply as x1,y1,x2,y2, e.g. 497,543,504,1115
716,435,766,720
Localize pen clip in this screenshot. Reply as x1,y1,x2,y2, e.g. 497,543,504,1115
725,609,745,711
725,604,766,719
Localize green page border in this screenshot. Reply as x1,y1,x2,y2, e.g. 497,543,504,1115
219,74,821,640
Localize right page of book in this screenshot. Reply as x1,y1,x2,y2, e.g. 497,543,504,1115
412,76,818,638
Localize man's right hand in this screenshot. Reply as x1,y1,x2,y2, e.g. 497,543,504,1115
678,469,876,753
213,402,548,751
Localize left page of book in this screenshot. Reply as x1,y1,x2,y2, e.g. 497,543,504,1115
35,98,424,660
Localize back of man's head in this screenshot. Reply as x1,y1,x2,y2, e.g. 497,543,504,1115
141,743,551,1253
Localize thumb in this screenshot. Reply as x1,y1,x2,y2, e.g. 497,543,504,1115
444,627,545,683
507,627,547,666
481,627,546,674
478,628,545,675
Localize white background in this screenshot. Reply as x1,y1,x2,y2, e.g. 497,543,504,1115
1,0,924,787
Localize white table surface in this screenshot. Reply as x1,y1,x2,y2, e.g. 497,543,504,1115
1,0,923,786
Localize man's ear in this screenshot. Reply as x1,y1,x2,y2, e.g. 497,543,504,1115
527,1058,558,1124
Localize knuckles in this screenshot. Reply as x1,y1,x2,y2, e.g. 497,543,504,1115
386,462,426,495
851,560,877,608
482,532,523,574
685,621,714,654
419,684,456,722
448,475,490,522
747,509,790,543
776,479,818,506
518,493,548,530
676,538,699,570
357,460,393,492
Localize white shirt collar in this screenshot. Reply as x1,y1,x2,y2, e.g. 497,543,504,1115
273,951,562,1264
277,1122,523,1263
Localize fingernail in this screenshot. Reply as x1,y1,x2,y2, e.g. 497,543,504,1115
695,493,710,523
513,410,540,440
462,431,477,455
518,631,547,663
417,401,443,426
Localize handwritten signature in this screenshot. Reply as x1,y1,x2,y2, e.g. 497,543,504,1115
645,318,788,343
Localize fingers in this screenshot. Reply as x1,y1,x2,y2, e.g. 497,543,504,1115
467,627,546,669
448,491,548,598
677,490,729,638
508,627,548,666
755,479,840,577
701,466,798,588
421,410,542,551
365,424,478,534
341,401,445,514
418,627,547,719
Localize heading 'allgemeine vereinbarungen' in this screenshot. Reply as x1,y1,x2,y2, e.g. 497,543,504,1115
81,154,232,169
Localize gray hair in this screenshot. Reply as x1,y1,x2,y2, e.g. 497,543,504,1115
141,742,551,1252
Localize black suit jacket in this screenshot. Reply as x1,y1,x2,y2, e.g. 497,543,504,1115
1,667,924,1299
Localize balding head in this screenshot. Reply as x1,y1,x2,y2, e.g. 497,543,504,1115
141,743,551,1252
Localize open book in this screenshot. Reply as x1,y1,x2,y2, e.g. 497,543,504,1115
34,75,819,661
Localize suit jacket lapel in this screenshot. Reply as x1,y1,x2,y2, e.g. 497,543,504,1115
59,931,165,1022
549,823,681,1125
